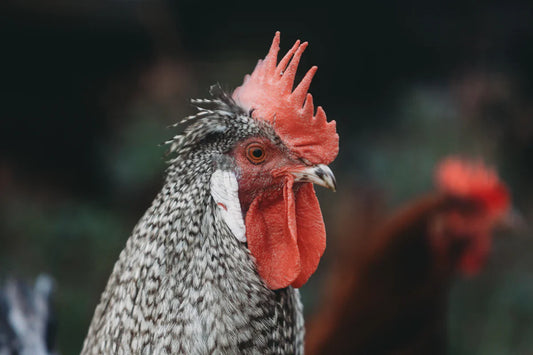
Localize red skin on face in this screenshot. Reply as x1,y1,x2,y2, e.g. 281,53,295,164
231,137,327,289
232,137,302,213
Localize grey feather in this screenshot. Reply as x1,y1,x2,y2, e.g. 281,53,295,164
81,87,304,354
0,275,56,355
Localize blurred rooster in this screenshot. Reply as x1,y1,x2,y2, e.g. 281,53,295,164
81,32,338,354
306,157,511,355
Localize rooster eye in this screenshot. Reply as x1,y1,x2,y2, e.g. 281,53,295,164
246,144,267,164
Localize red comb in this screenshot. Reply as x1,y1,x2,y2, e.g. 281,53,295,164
436,157,510,217
232,32,339,165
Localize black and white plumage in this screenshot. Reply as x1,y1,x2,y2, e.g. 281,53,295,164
81,90,305,354
0,275,56,355
82,29,340,353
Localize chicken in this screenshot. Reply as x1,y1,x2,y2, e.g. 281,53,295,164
81,32,339,354
306,157,511,355
0,275,56,355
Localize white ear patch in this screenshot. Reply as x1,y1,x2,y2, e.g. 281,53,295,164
210,169,246,243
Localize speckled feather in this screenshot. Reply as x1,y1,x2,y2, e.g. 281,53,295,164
81,87,304,354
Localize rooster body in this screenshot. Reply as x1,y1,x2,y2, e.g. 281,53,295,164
306,158,511,355
82,32,338,354
82,97,304,354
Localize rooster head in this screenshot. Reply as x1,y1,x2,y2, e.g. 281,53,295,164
430,157,510,275
229,32,339,289
168,32,338,290
229,32,338,289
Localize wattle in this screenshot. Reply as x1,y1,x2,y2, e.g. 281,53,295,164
245,176,326,290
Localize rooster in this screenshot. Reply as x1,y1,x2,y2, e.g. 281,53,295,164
81,32,338,354
0,275,56,355
306,157,511,355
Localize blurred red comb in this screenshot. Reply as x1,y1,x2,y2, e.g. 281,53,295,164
232,32,339,165
436,157,510,217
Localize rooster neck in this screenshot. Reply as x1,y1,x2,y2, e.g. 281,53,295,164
82,151,305,354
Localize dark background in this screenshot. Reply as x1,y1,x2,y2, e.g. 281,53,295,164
1,0,532,353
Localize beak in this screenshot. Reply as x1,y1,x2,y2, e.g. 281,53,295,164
290,164,337,191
